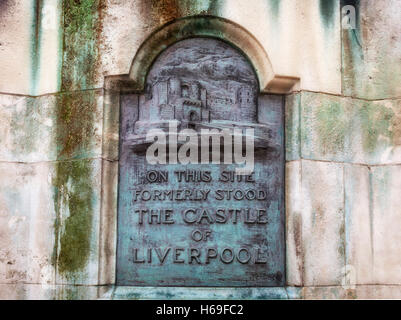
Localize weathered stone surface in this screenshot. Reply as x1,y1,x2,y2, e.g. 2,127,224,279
0,94,54,162
0,1,33,95
32,0,63,95
0,1,63,96
60,0,104,92
0,90,103,162
53,90,103,161
345,164,401,285
98,0,341,94
6,0,401,100
53,158,102,285
349,98,401,165
285,160,303,286
259,0,341,94
53,284,100,300
301,160,345,286
102,89,121,161
0,162,56,285
355,285,401,299
98,160,118,285
301,92,352,162
370,165,401,284
0,284,53,300
302,285,401,299
301,92,401,164
344,164,374,285
0,0,343,95
303,286,356,300
0,283,101,300
342,0,401,100
285,93,301,161
0,157,109,288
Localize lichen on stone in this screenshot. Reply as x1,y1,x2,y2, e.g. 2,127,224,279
316,100,349,155
52,90,98,277
358,102,394,153
62,0,103,91
52,159,94,276
55,91,98,159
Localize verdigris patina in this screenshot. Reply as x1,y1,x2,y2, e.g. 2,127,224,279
116,38,285,286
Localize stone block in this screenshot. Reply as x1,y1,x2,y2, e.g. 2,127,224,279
356,285,401,299
0,94,55,162
0,90,103,162
342,0,401,100
345,164,401,285
303,286,356,300
350,99,401,165
370,165,401,284
301,92,352,163
34,0,63,95
344,164,374,285
0,162,56,285
301,160,345,286
0,1,33,95
222,0,342,94
301,92,401,165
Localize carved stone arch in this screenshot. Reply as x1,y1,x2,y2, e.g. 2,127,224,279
128,16,299,94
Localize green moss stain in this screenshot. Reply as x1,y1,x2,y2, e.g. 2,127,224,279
61,0,103,91
31,0,43,95
50,0,104,280
138,0,223,27
55,91,99,159
342,6,364,97
269,0,280,17
358,102,394,153
304,93,399,158
342,29,362,96
201,0,222,15
316,101,349,154
52,159,94,276
319,0,336,27
52,90,98,276
176,0,223,17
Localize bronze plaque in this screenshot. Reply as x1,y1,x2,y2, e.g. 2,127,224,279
116,38,285,286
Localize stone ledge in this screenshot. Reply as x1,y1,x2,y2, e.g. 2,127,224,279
3,284,401,299
102,286,296,300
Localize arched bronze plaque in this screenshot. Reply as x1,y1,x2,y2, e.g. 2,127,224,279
117,38,284,286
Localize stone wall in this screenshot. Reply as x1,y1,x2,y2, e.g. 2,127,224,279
0,0,400,299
